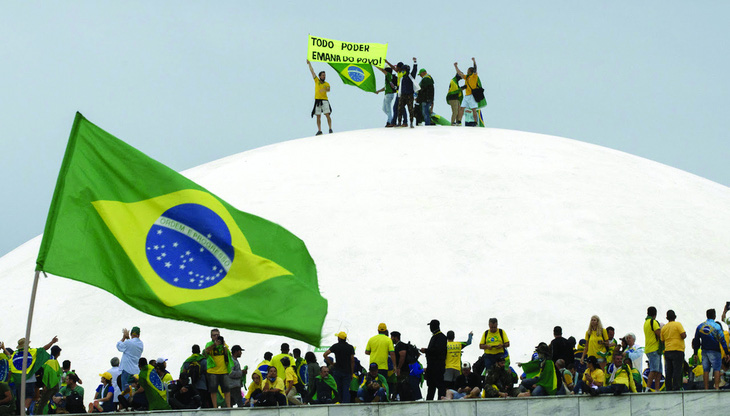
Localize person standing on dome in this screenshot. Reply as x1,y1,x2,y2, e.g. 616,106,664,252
307,59,332,136
580,315,609,370
116,327,143,400
692,308,729,390
375,66,398,127
454,58,480,126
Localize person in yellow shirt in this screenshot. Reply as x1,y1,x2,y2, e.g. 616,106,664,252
593,354,637,396
574,356,605,394
660,309,686,391
444,331,473,389
243,372,262,407
306,59,332,136
280,357,302,405
259,367,286,407
643,306,663,392
453,57,480,126
365,323,397,380
478,318,510,374
580,315,609,369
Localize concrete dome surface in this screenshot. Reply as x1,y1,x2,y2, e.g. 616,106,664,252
2,127,729,388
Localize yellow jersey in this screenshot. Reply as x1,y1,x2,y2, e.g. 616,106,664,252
314,78,329,100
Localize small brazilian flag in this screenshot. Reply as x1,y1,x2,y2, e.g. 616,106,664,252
328,63,376,93
36,113,328,345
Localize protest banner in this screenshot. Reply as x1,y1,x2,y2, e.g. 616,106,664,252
307,35,388,68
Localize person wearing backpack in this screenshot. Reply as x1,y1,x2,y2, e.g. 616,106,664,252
692,308,729,390
477,318,510,378
454,58,480,126
643,306,663,392
53,372,84,413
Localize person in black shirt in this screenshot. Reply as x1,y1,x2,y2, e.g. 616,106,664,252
169,377,201,409
442,362,482,399
390,331,409,400
550,326,574,365
421,319,447,400
323,332,355,403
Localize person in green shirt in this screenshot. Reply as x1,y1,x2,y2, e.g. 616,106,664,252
0,382,15,416
54,373,84,414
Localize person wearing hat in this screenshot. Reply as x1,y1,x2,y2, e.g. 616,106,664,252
227,345,246,407
9,335,58,412
323,331,355,403
88,372,115,413
365,324,397,382
661,309,686,391
116,326,143,398
420,319,447,400
155,357,173,387
418,68,434,126
356,363,388,402
517,343,559,397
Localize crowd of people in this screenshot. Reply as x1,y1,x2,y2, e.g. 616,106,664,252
306,57,486,136
3,304,730,414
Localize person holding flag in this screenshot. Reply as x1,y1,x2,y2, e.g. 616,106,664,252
375,66,398,127
307,59,333,136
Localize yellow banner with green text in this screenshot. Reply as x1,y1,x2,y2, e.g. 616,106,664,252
307,35,388,68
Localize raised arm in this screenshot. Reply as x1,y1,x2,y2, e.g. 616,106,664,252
306,59,316,79
454,62,465,79
42,336,59,351
411,57,417,77
472,57,477,73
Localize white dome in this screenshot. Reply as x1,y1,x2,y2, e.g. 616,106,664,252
3,127,730,387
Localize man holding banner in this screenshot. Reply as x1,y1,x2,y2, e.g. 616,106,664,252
307,60,333,136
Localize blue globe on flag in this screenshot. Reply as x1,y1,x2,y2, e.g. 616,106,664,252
146,203,234,290
347,66,365,83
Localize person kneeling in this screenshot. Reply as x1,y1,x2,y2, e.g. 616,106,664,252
356,364,388,403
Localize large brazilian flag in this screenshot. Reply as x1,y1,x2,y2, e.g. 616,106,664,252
36,113,328,345
328,63,376,93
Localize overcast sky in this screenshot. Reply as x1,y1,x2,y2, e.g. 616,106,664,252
1,1,729,257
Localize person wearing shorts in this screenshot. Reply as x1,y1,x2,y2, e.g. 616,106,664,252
454,58,480,126
307,59,332,136
693,308,730,390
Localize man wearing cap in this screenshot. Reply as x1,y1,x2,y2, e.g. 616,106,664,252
478,318,510,374
661,309,686,391
116,326,143,398
365,324,397,382
10,335,58,412
227,345,245,407
356,364,388,403
420,319,447,400
418,68,434,125
323,332,355,403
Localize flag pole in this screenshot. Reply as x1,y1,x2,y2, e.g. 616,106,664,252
19,270,41,416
